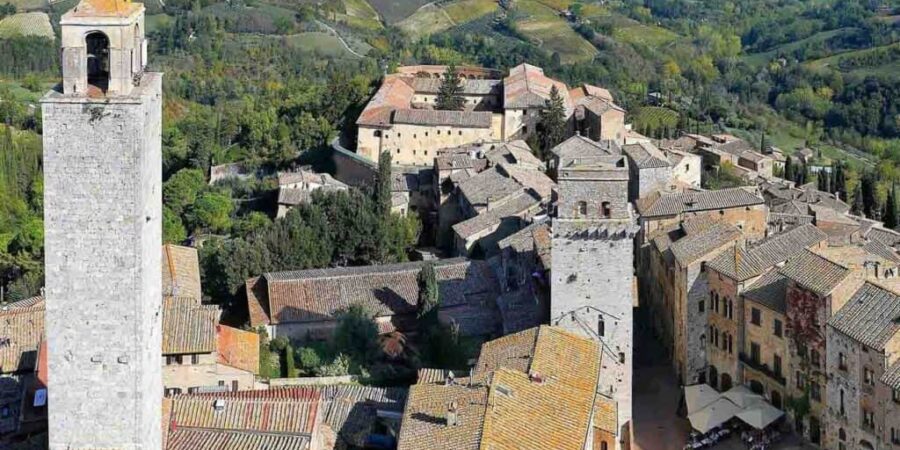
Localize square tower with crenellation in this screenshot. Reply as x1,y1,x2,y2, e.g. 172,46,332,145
551,144,637,449
40,0,162,448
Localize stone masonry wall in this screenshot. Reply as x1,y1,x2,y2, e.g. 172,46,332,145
42,74,163,450
551,221,635,448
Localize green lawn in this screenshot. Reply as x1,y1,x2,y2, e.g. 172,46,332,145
514,0,597,64
285,32,369,58
0,12,54,39
0,77,55,103
613,22,679,47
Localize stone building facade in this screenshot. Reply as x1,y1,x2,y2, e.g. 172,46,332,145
41,0,162,448
550,149,636,449
356,64,627,167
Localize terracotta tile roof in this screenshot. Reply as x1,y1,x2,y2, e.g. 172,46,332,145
162,244,202,300
392,109,493,128
863,240,900,263
216,325,259,374
396,383,489,450
458,166,525,209
828,282,900,350
68,0,141,17
162,297,219,355
503,64,572,113
593,395,617,434
0,300,44,374
778,249,850,297
249,259,500,327
568,84,614,103
168,395,319,435
866,226,900,247
502,164,556,201
166,429,311,450
479,327,601,450
452,190,542,239
550,135,619,160
474,327,539,377
484,140,544,170
356,76,415,127
410,77,501,95
245,276,271,327
706,225,826,281
623,142,671,169
810,204,858,226
743,269,788,314
399,326,601,450
637,187,764,218
881,361,900,389
669,222,741,267
1,295,44,311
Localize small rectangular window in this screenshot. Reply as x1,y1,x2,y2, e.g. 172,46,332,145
751,308,761,326
698,300,705,313
191,354,199,365
774,319,783,338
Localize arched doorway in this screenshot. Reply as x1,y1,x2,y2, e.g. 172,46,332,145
133,23,142,73
809,417,821,444
720,373,733,391
771,390,782,409
749,380,764,395
859,440,874,450
86,31,110,91
709,366,719,389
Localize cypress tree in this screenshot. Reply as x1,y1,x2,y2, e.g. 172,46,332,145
784,156,794,183
376,150,392,218
886,185,898,229
436,64,464,111
417,262,439,323
537,85,566,159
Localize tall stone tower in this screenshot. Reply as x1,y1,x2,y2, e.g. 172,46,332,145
40,0,162,448
551,152,637,449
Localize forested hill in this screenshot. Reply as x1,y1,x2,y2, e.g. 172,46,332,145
0,0,898,305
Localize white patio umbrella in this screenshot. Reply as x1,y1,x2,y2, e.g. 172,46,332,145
722,385,766,408
736,401,784,430
687,398,741,433
684,383,721,415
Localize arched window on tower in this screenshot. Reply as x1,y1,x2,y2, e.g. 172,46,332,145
601,201,611,218
576,201,587,217
86,31,110,92
597,317,605,337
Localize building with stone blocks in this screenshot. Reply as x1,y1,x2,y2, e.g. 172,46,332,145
882,365,900,449
550,146,636,448
704,225,827,391
356,63,627,167
622,141,673,200
824,281,900,450
275,168,348,218
740,269,790,411
778,249,864,444
647,220,742,385
246,258,501,341
41,0,162,447
636,187,768,244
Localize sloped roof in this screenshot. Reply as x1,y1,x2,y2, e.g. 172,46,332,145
452,190,542,239
398,326,601,450
0,298,44,374
882,361,900,390
828,282,900,349
778,249,850,297
669,222,741,267
623,141,671,169
67,0,141,17
458,166,525,209
706,225,827,281
215,325,259,374
168,394,319,438
867,226,900,247
249,259,499,326
162,244,203,300
637,187,764,218
484,140,543,169
166,429,311,450
393,109,493,128
410,77,501,95
550,135,618,160
356,76,415,127
743,270,788,314
503,64,572,112
162,297,219,355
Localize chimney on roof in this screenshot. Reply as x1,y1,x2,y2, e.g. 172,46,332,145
446,401,459,427
445,370,455,386
529,371,544,384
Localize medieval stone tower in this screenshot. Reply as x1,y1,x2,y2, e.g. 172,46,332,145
40,0,162,448
551,152,637,449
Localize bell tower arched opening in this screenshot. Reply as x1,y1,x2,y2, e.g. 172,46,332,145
85,31,110,92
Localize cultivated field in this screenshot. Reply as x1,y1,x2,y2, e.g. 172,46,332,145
398,0,497,38
0,12,54,39
366,0,431,24
336,0,383,31
513,0,597,64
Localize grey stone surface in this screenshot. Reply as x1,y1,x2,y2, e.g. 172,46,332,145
41,73,163,450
